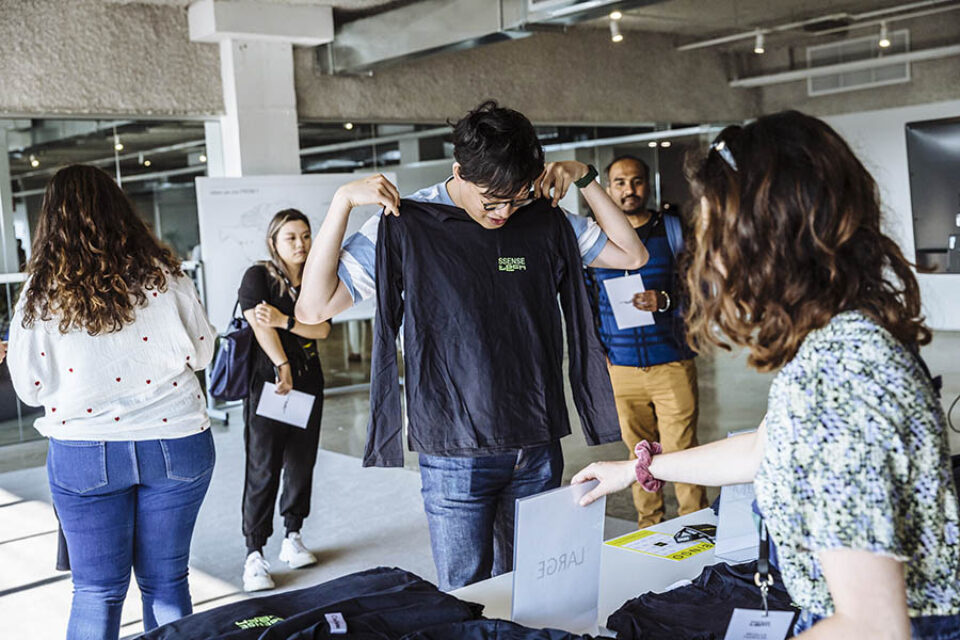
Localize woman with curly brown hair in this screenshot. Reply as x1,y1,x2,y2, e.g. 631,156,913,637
573,111,960,639
7,165,217,640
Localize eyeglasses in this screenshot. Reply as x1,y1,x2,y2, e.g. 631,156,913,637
673,524,717,545
481,191,538,212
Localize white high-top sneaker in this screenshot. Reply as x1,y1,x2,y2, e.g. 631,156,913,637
279,532,317,569
242,551,275,592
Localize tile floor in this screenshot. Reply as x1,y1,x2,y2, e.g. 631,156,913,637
0,327,957,638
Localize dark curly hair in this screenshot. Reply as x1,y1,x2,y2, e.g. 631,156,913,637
451,100,545,198
683,110,929,371
20,164,182,335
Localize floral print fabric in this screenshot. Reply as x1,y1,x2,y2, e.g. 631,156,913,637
754,311,960,617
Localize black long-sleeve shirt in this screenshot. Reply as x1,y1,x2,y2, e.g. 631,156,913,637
364,198,620,467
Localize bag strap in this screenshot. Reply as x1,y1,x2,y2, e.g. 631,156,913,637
907,343,943,399
663,212,684,260
229,299,242,324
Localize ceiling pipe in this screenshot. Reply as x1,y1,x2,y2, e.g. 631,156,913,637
13,139,205,180
299,126,451,157
729,43,960,87
13,165,206,199
676,0,959,51
321,0,666,74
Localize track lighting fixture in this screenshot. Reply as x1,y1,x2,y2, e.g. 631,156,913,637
879,21,891,48
610,19,623,43
753,30,765,54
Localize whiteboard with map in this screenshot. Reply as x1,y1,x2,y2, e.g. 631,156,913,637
195,174,393,332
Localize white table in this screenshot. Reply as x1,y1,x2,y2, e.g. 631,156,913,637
451,508,720,636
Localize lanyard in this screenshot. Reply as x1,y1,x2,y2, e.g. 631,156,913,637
754,519,774,615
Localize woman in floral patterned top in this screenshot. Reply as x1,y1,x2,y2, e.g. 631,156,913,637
574,111,960,639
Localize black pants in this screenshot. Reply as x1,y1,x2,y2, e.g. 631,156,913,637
242,369,324,551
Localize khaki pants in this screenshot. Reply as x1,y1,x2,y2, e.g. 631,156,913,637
608,359,707,528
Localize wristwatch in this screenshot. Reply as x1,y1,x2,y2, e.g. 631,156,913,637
574,164,598,189
286,315,296,331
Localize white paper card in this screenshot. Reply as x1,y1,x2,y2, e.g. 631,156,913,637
512,482,605,634
255,383,315,429
602,274,655,330
724,609,794,640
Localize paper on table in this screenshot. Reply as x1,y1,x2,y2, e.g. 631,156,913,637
604,529,714,561
602,274,655,330
255,382,315,429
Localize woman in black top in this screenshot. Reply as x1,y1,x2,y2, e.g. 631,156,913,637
237,209,330,592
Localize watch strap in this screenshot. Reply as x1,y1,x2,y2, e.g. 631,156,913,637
574,164,598,189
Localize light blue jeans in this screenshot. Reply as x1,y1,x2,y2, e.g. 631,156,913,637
419,442,564,591
48,429,215,640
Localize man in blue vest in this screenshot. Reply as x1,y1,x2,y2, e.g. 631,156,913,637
585,155,707,528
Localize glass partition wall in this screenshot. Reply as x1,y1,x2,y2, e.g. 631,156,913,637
0,117,717,446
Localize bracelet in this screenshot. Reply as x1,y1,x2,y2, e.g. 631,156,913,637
275,360,289,369
286,315,296,331
634,440,664,493
657,291,671,312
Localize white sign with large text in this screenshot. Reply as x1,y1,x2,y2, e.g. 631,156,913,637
512,481,605,634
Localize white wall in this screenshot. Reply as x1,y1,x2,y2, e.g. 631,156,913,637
824,100,960,331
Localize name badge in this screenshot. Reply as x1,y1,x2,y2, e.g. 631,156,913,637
723,608,794,640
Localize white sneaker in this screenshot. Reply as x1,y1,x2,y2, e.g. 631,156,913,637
242,551,275,592
279,532,317,569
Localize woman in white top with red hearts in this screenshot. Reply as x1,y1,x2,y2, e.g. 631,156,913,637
7,164,217,640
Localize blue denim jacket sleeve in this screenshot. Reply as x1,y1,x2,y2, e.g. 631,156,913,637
363,212,406,468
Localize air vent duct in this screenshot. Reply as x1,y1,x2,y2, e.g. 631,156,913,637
807,29,910,96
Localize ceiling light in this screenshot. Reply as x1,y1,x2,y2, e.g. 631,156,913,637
647,141,657,148
113,129,123,151
610,19,623,43
29,154,39,168
344,122,354,130
143,159,152,167
609,10,623,20
878,21,891,48
660,141,672,148
198,154,207,163
753,30,765,55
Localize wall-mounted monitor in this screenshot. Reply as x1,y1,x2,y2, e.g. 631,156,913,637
905,117,960,273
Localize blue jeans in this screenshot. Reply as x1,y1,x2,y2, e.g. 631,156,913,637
793,609,960,639
48,429,215,640
419,441,564,591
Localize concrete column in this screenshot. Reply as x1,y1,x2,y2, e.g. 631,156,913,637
218,39,300,176
189,0,334,177
0,128,21,272
203,120,226,178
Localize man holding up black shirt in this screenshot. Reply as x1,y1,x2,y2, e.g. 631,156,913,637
297,101,648,590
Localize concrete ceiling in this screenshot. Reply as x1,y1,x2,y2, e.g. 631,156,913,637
105,0,401,7
106,0,923,34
